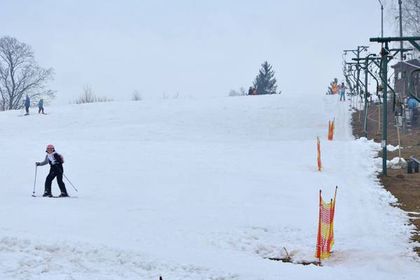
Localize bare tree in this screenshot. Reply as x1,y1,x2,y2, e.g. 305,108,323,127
387,0,420,57
228,87,247,97
402,0,420,36
0,36,54,111
388,0,420,37
74,84,112,104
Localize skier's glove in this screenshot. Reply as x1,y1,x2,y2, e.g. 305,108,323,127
35,162,40,166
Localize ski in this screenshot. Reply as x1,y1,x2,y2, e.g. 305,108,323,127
32,195,78,198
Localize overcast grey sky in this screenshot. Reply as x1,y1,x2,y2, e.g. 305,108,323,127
0,0,394,103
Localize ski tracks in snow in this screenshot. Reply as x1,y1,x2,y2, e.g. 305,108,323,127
0,237,239,280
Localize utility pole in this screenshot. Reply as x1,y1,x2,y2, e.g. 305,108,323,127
356,49,361,98
352,55,380,137
343,46,369,99
398,0,403,61
344,63,357,95
363,55,377,136
380,43,389,176
378,0,384,38
377,0,384,49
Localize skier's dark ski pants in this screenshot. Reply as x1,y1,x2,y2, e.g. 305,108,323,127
44,165,68,195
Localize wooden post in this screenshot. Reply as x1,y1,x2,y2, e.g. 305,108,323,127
396,125,402,159
377,104,381,136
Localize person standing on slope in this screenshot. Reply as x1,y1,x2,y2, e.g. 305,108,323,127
339,82,346,101
38,99,45,114
36,144,69,197
24,95,30,115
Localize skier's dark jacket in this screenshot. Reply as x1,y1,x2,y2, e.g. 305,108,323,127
38,152,64,173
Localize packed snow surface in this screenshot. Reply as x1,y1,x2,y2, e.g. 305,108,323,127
0,94,418,279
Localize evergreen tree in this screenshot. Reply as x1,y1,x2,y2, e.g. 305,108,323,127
253,61,279,95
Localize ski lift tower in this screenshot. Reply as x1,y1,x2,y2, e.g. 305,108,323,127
369,36,420,176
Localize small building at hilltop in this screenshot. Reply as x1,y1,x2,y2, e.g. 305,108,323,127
391,59,420,100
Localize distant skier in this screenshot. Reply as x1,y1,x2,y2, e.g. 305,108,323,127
248,86,254,96
36,144,69,197
24,95,30,115
339,82,346,101
38,99,45,114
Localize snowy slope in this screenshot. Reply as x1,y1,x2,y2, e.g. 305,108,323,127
0,94,418,280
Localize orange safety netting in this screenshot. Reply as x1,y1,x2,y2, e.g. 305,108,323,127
315,187,337,260
317,137,322,171
327,119,335,141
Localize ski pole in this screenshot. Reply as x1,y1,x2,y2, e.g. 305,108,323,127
32,165,37,197
63,173,78,192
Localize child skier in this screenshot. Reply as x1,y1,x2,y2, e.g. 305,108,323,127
38,99,45,114
36,144,69,197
